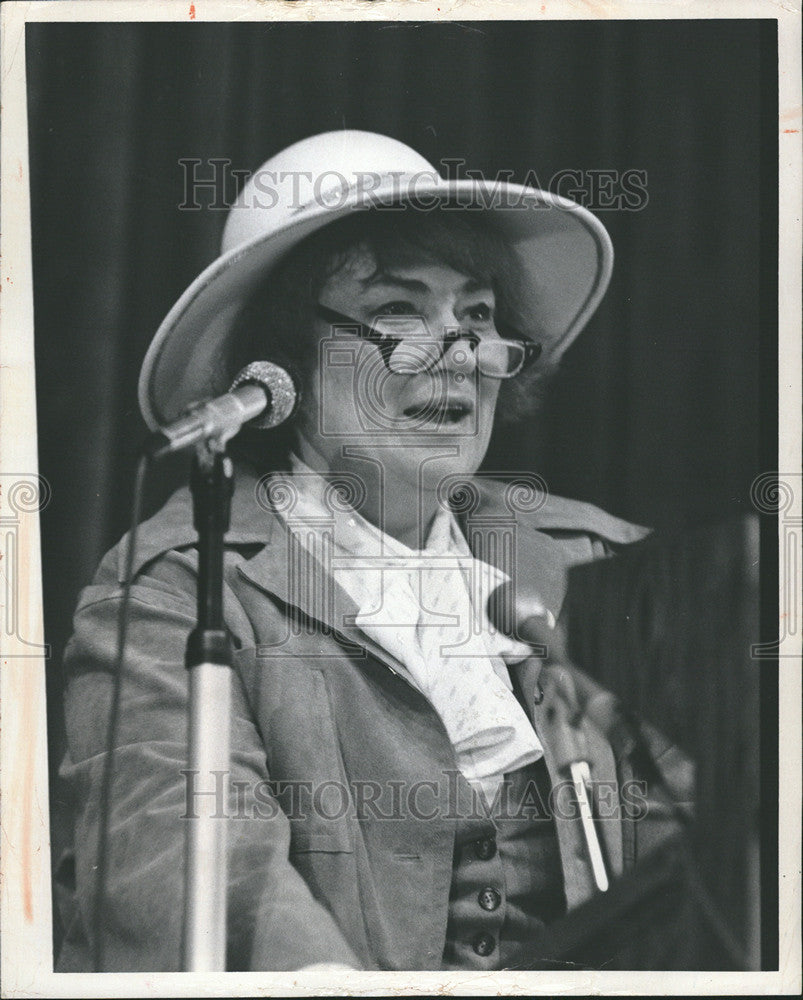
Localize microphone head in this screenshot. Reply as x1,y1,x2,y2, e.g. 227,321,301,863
230,361,298,429
487,581,560,650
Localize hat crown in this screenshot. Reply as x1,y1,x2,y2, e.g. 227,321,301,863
222,130,437,254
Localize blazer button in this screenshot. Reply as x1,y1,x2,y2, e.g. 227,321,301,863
475,837,497,861
472,932,496,957
533,682,544,705
478,887,501,911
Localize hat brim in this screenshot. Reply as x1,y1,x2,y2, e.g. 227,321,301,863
138,178,612,429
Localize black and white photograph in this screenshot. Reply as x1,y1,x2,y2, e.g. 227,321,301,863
0,1,800,995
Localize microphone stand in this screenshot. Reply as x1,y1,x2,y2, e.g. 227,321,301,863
181,438,235,971
134,365,295,970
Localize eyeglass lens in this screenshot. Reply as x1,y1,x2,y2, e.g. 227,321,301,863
387,338,525,377
364,314,527,378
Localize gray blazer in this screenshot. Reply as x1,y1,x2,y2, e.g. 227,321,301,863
57,466,692,970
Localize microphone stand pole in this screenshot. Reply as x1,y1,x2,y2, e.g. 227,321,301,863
181,439,234,971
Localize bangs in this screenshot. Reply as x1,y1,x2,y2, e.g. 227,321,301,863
355,211,513,289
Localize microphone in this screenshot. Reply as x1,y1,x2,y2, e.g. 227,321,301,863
144,361,298,459
487,582,628,747
487,582,554,658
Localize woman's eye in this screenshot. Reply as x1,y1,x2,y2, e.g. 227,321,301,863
467,302,494,322
376,301,418,317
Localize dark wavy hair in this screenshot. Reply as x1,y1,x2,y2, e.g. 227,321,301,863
227,207,554,468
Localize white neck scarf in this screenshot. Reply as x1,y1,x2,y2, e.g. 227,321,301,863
273,455,544,799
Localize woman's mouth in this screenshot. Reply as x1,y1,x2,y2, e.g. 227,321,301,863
402,399,475,426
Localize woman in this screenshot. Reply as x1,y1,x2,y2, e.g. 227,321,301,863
57,131,690,971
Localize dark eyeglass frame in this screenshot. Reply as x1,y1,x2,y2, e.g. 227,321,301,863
315,303,542,379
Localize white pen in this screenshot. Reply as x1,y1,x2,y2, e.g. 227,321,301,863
570,760,610,893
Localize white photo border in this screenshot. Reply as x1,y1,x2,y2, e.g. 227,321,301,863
1,1,800,996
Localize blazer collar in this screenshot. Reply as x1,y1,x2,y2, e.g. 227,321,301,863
234,469,576,666
123,465,581,674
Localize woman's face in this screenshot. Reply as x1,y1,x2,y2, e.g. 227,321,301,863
295,247,503,494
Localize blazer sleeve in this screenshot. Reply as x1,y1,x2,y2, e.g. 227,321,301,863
60,546,362,972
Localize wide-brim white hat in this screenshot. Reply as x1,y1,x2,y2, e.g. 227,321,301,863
139,130,613,430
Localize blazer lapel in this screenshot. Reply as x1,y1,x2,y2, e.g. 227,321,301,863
459,486,575,625
236,513,420,685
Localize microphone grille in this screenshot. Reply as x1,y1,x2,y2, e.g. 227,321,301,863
230,361,298,429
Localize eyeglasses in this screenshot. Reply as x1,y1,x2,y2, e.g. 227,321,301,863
315,304,542,379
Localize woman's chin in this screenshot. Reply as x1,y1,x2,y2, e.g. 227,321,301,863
404,451,486,495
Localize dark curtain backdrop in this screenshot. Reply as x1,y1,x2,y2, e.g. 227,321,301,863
26,18,776,951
